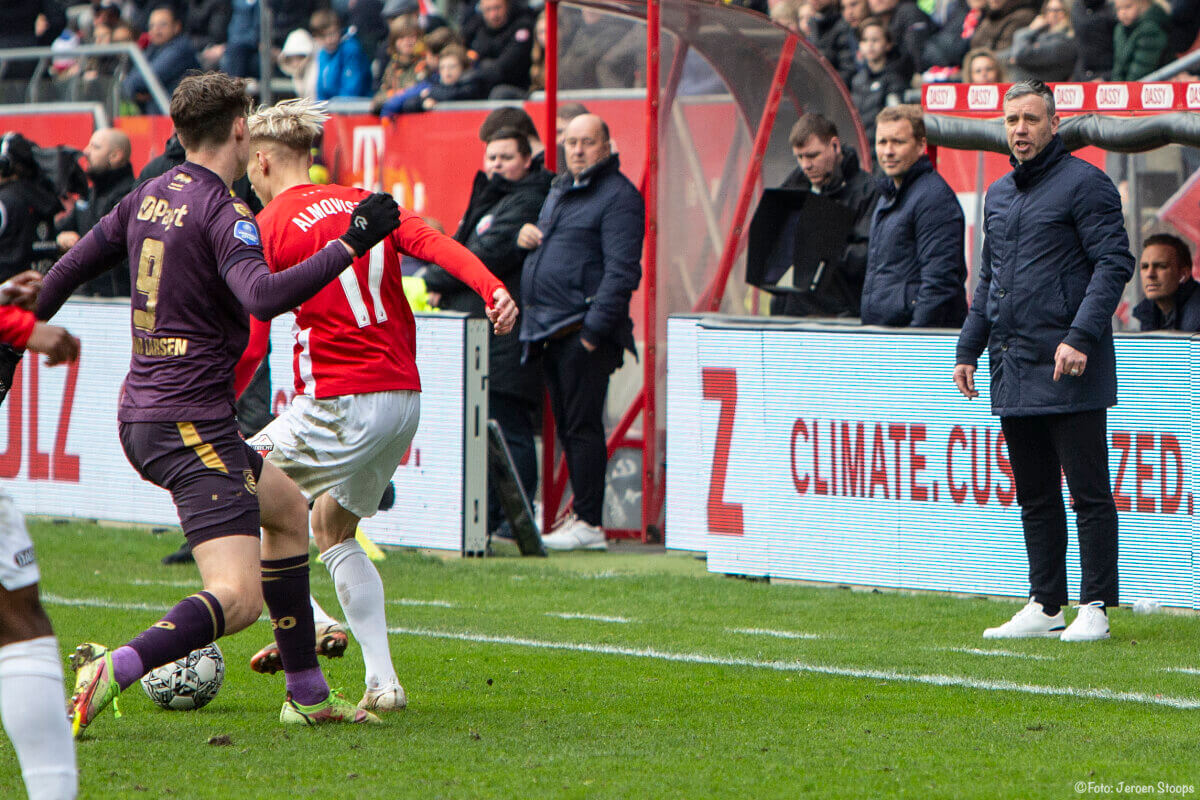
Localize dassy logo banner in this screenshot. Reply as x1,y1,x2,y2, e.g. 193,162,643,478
665,319,1198,607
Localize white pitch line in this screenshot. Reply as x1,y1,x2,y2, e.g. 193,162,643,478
1163,667,1200,676
43,594,269,621
128,579,201,588
943,647,1053,661
545,612,632,623
43,594,173,614
386,625,1200,710
388,598,457,608
727,627,821,640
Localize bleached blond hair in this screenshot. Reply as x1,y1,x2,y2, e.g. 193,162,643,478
247,98,329,153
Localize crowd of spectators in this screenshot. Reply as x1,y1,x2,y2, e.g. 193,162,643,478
6,0,1194,125
789,0,1196,130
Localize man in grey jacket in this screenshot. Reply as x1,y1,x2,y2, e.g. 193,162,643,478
954,80,1134,642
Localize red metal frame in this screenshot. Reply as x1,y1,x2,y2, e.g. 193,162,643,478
544,0,558,173
695,34,796,312
539,5,800,541
640,0,661,541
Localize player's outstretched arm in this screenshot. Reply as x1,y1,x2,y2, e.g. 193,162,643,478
392,217,510,319
0,306,78,410
224,193,402,321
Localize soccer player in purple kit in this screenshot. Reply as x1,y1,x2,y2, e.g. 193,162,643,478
34,72,401,735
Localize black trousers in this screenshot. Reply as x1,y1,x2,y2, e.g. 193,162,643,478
540,332,623,527
1000,409,1119,608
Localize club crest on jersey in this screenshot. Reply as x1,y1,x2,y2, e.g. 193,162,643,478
475,214,495,236
243,469,258,495
232,201,255,219
233,219,261,247
247,433,274,458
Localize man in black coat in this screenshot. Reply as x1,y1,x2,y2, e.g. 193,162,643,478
955,81,1134,643
773,113,879,318
1132,234,1200,331
56,128,137,297
461,0,535,97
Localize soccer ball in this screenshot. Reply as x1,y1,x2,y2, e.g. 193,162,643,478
140,643,225,710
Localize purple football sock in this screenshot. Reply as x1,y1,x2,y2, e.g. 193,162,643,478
119,591,225,690
110,647,144,691
262,554,329,706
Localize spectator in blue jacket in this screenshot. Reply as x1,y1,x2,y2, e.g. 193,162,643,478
122,5,200,113
862,105,967,327
955,81,1133,644
312,9,373,100
518,114,643,552
1132,234,1200,331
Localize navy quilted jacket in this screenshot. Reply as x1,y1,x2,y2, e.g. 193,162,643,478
956,135,1134,416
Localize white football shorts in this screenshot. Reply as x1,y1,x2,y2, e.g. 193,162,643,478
0,492,39,591
248,390,420,519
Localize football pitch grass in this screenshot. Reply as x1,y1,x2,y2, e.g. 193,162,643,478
3,521,1199,799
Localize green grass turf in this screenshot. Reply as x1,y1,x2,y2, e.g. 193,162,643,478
2,520,1199,799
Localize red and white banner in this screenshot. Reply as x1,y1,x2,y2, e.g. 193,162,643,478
666,316,1199,608
923,82,1200,115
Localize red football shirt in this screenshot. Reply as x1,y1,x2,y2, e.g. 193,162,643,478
238,183,503,399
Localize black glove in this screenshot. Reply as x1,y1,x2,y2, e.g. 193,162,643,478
0,343,22,409
340,193,401,257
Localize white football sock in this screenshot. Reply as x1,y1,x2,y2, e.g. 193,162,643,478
0,636,78,800
321,540,397,690
309,594,339,628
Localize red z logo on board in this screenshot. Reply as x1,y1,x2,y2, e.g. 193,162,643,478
701,368,744,536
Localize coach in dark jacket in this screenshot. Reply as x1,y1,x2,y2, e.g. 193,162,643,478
955,81,1133,643
862,106,967,327
519,114,643,551
461,0,535,96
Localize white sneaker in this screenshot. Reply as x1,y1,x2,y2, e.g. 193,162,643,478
982,597,1066,639
1060,601,1110,642
541,515,606,551
358,683,408,711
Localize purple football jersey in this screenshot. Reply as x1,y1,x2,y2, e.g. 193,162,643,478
39,162,354,422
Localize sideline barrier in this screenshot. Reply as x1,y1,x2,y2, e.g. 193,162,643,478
4,300,488,555
666,315,1198,609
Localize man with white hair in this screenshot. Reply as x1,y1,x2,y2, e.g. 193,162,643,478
239,98,517,711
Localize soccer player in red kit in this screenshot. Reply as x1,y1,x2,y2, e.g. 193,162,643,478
36,74,403,735
0,271,80,799
237,98,516,711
